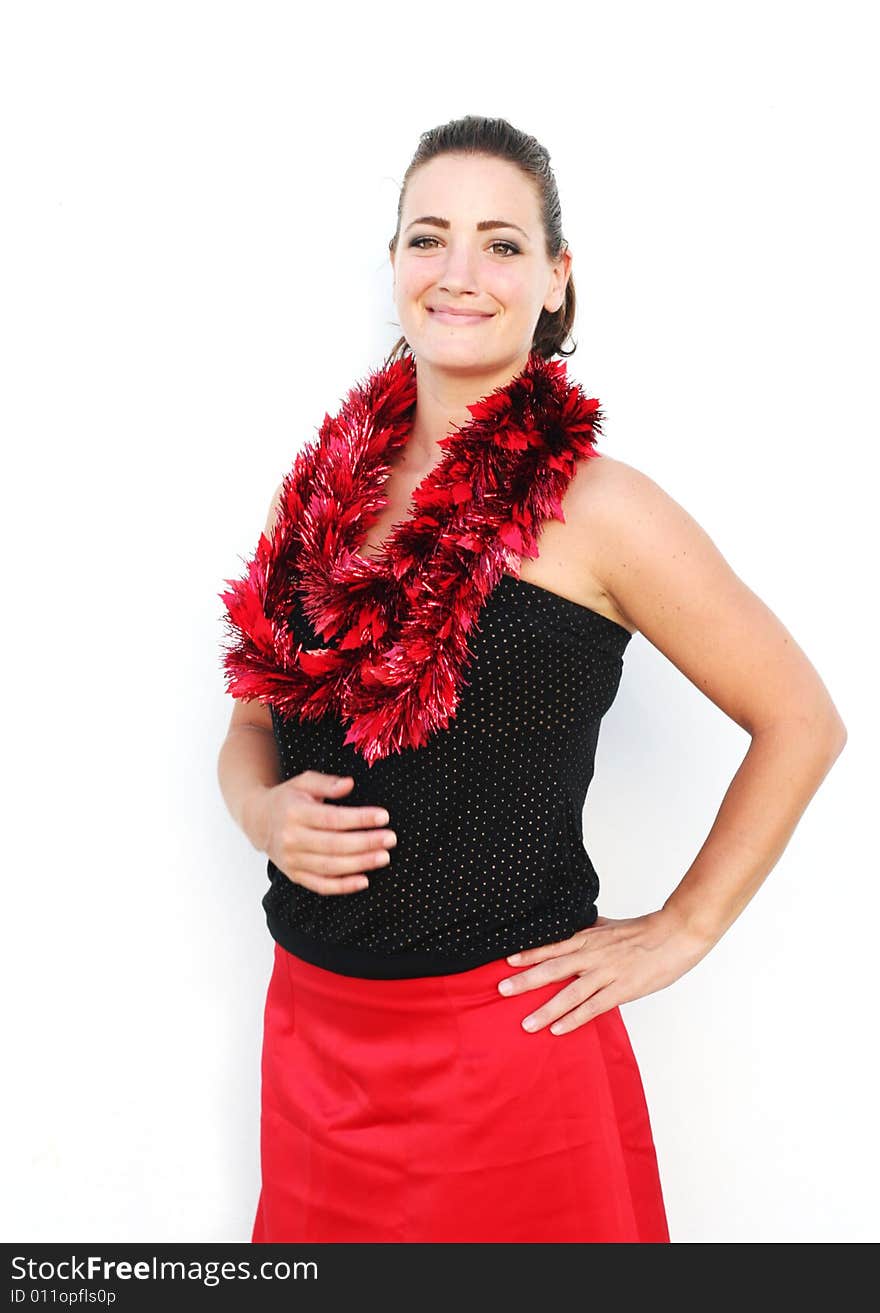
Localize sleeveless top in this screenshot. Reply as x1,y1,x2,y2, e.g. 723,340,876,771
263,569,633,979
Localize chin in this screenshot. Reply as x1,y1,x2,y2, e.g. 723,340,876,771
415,335,532,373
413,342,500,371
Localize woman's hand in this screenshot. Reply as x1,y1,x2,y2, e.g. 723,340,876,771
496,909,712,1035
256,770,397,896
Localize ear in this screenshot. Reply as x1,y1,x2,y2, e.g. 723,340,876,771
544,245,572,315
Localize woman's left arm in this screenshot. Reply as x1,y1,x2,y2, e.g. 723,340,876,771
497,458,848,1034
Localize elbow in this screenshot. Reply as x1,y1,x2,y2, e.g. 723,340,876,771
752,705,848,760
822,695,848,757
816,708,847,761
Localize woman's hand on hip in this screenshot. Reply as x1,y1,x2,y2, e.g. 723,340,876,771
495,910,712,1035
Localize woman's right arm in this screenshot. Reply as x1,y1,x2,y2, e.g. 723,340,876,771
217,700,282,852
216,484,397,894
217,482,286,852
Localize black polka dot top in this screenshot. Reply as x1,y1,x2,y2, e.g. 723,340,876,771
263,571,633,979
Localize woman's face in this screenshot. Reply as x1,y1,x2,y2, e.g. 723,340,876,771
390,153,570,373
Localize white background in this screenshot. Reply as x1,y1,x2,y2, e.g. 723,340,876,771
2,0,876,1243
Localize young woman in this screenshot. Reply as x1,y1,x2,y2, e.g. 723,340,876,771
217,115,847,1243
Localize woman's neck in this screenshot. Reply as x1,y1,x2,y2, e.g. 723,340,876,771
406,350,531,464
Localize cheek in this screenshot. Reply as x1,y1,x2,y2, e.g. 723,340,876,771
486,266,538,306
396,263,433,300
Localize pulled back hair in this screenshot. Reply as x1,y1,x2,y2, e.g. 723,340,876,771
385,115,576,367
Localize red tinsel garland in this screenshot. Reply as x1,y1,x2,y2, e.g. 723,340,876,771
219,347,604,766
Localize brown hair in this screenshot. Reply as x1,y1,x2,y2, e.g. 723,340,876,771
385,115,576,367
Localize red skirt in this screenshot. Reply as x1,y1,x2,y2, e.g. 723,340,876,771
252,941,670,1243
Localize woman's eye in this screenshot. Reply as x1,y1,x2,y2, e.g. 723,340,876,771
408,236,519,256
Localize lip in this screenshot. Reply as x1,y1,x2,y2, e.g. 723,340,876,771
428,307,494,324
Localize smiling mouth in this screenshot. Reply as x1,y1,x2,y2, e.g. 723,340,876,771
427,308,494,324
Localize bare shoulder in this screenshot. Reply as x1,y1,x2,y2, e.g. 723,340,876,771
562,453,679,612
568,450,745,639
567,451,662,521
224,481,286,736
566,451,717,596
264,481,285,537
567,453,844,738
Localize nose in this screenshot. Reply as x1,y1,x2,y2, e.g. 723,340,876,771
437,241,481,297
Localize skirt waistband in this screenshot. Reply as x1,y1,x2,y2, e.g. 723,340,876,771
275,939,577,1014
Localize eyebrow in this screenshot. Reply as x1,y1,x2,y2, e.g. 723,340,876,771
404,215,530,240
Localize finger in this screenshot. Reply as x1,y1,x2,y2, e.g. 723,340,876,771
546,986,621,1036
294,771,356,799
295,824,397,858
296,795,392,833
289,868,374,896
497,951,587,996
506,931,588,967
292,844,394,881
518,976,614,1034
